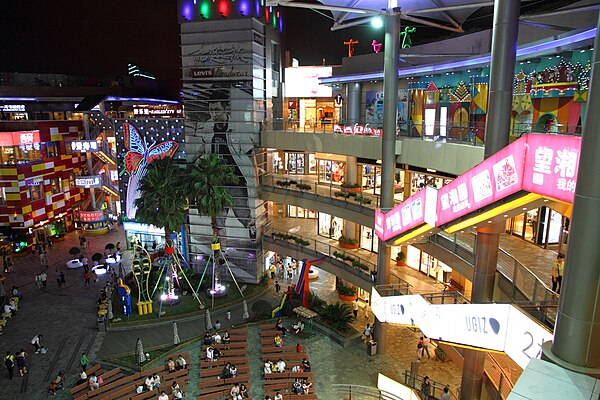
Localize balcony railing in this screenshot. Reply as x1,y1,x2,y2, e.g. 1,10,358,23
263,118,582,147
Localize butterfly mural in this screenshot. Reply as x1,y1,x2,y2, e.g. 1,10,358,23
122,123,179,220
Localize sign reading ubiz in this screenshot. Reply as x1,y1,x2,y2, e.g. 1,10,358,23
370,288,553,369
75,175,101,188
374,134,582,240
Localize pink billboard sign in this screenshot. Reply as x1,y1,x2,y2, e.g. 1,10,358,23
523,134,581,204
437,136,528,226
374,187,436,241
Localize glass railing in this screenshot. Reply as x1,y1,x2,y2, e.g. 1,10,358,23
262,118,582,147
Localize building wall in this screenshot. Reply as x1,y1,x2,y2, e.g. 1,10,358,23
181,18,280,283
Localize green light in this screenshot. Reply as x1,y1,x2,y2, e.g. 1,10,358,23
371,17,383,29
200,1,211,18
273,15,276,27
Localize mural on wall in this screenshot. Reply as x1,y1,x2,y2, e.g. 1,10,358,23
365,89,409,131
114,120,185,221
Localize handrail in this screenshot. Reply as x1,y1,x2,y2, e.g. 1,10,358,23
263,225,412,294
402,371,458,400
331,384,405,400
484,353,515,399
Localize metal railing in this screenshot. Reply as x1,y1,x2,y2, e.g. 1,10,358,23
484,354,514,399
264,225,412,293
263,118,582,147
428,232,557,325
261,173,405,210
332,384,405,400
403,371,458,400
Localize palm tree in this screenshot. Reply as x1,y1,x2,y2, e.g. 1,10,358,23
135,157,187,300
135,157,187,246
189,154,239,293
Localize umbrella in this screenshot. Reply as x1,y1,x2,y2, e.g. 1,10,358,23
135,338,146,364
242,300,249,320
205,308,213,332
173,322,180,345
107,297,114,320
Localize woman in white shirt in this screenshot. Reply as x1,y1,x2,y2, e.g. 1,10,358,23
157,391,169,400
153,374,161,388
144,375,154,391
276,359,286,373
263,360,273,374
206,347,214,362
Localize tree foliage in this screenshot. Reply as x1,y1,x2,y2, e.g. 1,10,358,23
319,302,354,333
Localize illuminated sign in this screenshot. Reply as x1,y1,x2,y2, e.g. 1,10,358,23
374,186,437,241
284,67,333,98
0,130,40,147
80,211,105,223
75,176,101,188
70,140,99,153
123,221,165,236
190,67,250,80
333,124,382,137
374,134,583,240
0,104,26,112
377,374,419,400
133,105,182,117
371,288,554,369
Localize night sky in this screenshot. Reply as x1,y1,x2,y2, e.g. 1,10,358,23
0,0,575,80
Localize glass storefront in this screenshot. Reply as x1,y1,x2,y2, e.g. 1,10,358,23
393,245,453,285
506,206,567,247
318,160,345,184
360,226,379,252
318,212,343,239
410,172,452,195
272,152,316,175
288,205,316,219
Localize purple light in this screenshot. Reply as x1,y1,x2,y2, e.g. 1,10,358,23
238,0,249,16
105,96,180,104
320,28,597,84
182,2,193,20
255,0,260,16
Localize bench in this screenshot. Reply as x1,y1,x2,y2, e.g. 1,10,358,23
129,380,187,400
262,345,297,354
201,347,246,361
227,328,248,335
98,369,189,400
200,365,250,378
197,386,251,400
261,337,290,346
264,392,317,400
201,356,248,369
201,341,246,351
198,376,249,395
260,329,282,337
262,352,307,362
263,380,315,392
70,364,103,396
264,371,314,381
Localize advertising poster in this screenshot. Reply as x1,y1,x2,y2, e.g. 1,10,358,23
365,90,409,130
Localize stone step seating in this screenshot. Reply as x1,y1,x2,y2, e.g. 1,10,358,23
201,341,246,351
196,384,252,400
0,296,20,334
84,352,190,400
198,328,251,399
70,364,106,398
260,325,317,399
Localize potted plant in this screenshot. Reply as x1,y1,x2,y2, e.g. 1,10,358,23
338,235,359,249
340,182,361,193
336,283,357,301
318,302,354,332
435,346,450,362
396,251,407,267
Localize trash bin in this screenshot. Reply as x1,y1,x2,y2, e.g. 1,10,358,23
367,340,377,356
97,317,106,332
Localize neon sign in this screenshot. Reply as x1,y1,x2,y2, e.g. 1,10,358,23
75,176,102,188
70,140,99,153
371,40,382,54
344,39,359,57
401,26,416,49
80,211,105,223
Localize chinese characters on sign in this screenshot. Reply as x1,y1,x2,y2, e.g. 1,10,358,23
0,104,25,112
70,140,99,153
374,134,582,240
79,211,105,223
133,105,182,117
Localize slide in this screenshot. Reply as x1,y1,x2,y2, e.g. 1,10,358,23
271,293,288,318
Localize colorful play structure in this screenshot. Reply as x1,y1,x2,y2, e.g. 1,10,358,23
272,257,324,317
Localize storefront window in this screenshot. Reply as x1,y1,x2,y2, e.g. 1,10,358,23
29,183,44,201
50,177,62,195
318,160,344,184
0,187,5,206
288,206,316,219
68,174,75,189
45,142,59,158
360,226,379,252
318,212,343,238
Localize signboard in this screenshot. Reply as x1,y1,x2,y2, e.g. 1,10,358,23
377,374,419,400
523,134,581,204
285,67,333,98
333,124,382,137
374,186,437,241
0,104,25,112
504,305,554,369
79,211,105,223
70,140,99,153
189,66,251,80
0,130,41,147
133,105,182,117
123,221,165,235
75,175,101,188
371,289,429,327
437,136,528,226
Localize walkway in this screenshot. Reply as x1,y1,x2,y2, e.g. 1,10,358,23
0,227,126,400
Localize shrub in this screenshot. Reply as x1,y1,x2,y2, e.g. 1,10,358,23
336,283,357,297
354,195,372,204
251,300,273,318
352,260,370,271
435,346,448,361
282,298,303,317
334,192,350,198
308,291,327,312
396,251,407,262
319,302,354,332
340,182,360,189
338,236,358,246
295,183,312,191
276,180,292,187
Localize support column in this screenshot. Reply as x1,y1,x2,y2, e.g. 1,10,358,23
542,14,600,375
344,155,359,241
461,0,520,398
347,82,362,124
374,12,400,356
403,165,411,200
82,113,96,210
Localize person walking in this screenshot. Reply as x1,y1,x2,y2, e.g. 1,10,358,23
440,386,451,400
40,271,47,288
40,252,48,268
422,336,431,359
274,281,281,294
55,268,62,287
420,376,431,400
80,352,89,371
84,271,91,287
4,351,15,379
552,253,565,294
15,349,27,376
364,300,370,319
35,273,42,289
60,270,66,286
417,337,425,360
353,299,359,319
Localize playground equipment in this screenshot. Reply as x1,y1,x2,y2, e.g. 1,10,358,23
272,257,324,317
117,278,132,316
